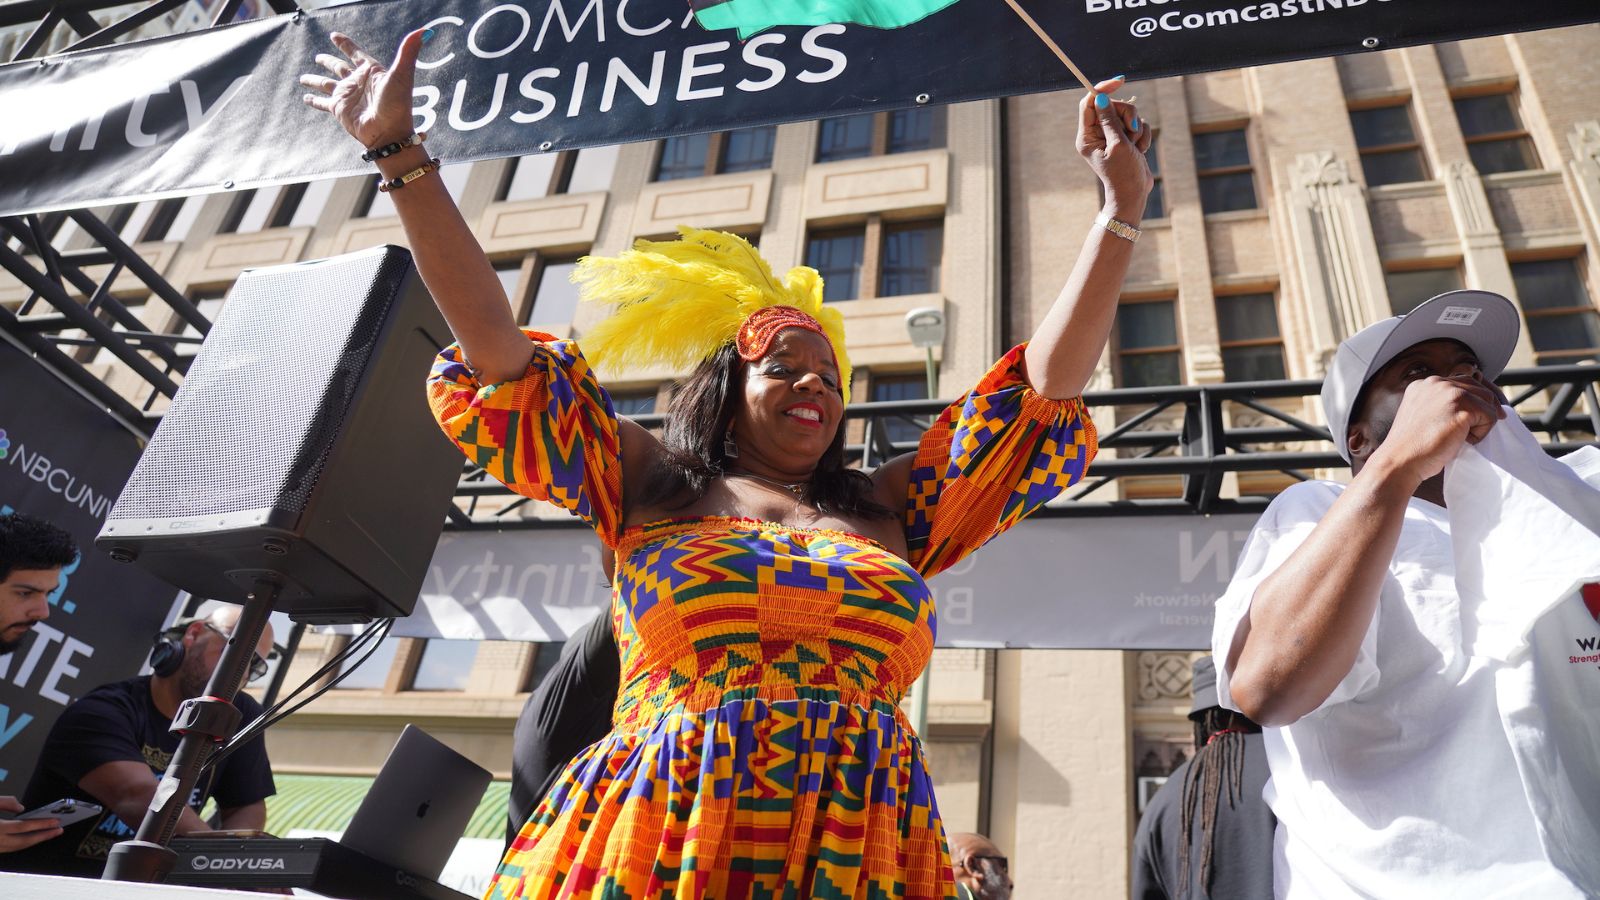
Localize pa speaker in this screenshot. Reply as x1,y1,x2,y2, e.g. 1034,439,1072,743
98,246,461,624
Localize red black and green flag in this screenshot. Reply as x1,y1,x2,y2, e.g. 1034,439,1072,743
691,0,963,39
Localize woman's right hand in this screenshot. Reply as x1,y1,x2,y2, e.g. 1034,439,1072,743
1076,77,1154,220
300,30,426,149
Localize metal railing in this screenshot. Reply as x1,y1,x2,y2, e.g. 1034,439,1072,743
445,364,1600,527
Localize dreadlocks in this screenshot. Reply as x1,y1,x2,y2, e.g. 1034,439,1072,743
1176,707,1262,899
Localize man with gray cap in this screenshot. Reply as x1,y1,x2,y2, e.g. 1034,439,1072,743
1209,290,1600,897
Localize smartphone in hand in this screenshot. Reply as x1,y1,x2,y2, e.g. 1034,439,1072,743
18,799,103,828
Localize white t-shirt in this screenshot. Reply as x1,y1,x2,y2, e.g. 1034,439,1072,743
1210,418,1600,899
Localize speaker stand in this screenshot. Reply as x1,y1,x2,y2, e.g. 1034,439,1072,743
103,579,280,884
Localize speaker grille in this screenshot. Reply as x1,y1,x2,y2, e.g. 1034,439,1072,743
111,250,412,522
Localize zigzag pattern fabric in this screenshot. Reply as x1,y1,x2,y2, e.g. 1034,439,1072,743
426,335,1096,899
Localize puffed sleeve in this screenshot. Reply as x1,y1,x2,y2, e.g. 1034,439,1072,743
426,329,624,547
906,343,1097,578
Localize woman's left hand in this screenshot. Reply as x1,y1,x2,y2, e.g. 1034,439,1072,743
1076,77,1154,219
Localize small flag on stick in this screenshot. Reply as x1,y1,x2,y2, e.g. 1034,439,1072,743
690,0,963,40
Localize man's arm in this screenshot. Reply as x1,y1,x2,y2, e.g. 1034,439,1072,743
216,801,266,832
1227,375,1501,725
77,761,214,835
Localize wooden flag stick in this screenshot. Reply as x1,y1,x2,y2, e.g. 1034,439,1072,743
1000,0,1096,92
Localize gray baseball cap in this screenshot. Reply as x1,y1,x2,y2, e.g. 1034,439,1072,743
1321,290,1520,461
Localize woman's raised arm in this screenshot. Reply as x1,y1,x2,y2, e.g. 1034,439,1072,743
1022,79,1154,400
301,30,533,384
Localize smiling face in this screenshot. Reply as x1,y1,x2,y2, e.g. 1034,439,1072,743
1348,338,1491,469
729,327,846,476
0,568,58,654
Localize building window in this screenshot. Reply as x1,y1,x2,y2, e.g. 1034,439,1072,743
334,634,400,690
654,133,713,181
1350,102,1428,186
806,228,866,302
564,146,621,193
1115,299,1182,387
886,107,946,154
500,146,624,200
817,113,875,162
869,373,929,445
175,292,228,357
498,154,561,201
817,108,947,163
879,222,943,297
1384,265,1463,315
1511,258,1600,364
610,390,658,417
218,188,278,234
527,259,582,325
1454,90,1539,175
1215,292,1287,382
652,128,777,182
1192,127,1257,214
139,196,205,243
409,639,478,691
1144,136,1166,220
719,126,777,173
494,259,525,313
217,184,331,234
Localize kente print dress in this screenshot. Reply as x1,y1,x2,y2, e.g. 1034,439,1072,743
426,331,1097,900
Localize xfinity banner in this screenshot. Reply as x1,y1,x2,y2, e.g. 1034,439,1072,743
1,0,1595,216
391,512,1262,650
0,341,178,792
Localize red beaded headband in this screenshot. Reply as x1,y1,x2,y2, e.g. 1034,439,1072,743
735,305,838,366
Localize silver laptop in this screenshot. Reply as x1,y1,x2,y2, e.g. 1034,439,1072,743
340,724,493,880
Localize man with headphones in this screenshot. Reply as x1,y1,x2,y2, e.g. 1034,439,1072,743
3,606,276,878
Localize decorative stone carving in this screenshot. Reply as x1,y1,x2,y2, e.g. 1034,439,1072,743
1443,161,1497,239
1137,651,1196,703
1284,151,1389,366
1567,121,1600,248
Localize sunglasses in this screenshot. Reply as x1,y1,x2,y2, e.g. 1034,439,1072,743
957,855,1009,873
203,622,271,683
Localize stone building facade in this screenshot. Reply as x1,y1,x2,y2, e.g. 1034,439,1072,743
4,21,1597,897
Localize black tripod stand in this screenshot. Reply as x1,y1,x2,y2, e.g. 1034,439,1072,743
102,579,279,883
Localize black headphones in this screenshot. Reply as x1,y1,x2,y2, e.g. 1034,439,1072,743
148,619,197,678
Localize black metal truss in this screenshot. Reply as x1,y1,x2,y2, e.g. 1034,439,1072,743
449,364,1600,527
0,0,297,63
4,210,1598,525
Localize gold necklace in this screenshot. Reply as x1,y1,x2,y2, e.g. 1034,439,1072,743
727,471,810,498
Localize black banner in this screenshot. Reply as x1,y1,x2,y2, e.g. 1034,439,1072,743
0,340,177,793
0,0,1595,216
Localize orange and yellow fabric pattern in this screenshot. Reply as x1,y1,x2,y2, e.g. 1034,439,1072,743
426,334,1095,899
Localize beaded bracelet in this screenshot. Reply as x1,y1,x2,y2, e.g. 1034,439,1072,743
377,157,442,193
361,131,426,163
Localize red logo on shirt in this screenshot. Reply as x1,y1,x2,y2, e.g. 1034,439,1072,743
1584,583,1600,625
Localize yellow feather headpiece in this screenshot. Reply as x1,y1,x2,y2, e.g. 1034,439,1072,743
575,226,853,404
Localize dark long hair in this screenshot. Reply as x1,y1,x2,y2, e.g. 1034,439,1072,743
1177,708,1262,899
632,343,894,520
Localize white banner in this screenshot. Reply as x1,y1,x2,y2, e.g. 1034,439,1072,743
389,513,1264,649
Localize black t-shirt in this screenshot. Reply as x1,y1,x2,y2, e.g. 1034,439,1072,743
507,614,619,844
5,675,275,878
1131,732,1275,900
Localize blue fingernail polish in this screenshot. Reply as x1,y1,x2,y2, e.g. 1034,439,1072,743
1131,116,1140,129
1095,93,1110,109
421,28,435,42
1114,74,1127,81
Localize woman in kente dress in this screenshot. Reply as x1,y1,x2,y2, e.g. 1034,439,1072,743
302,29,1152,900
